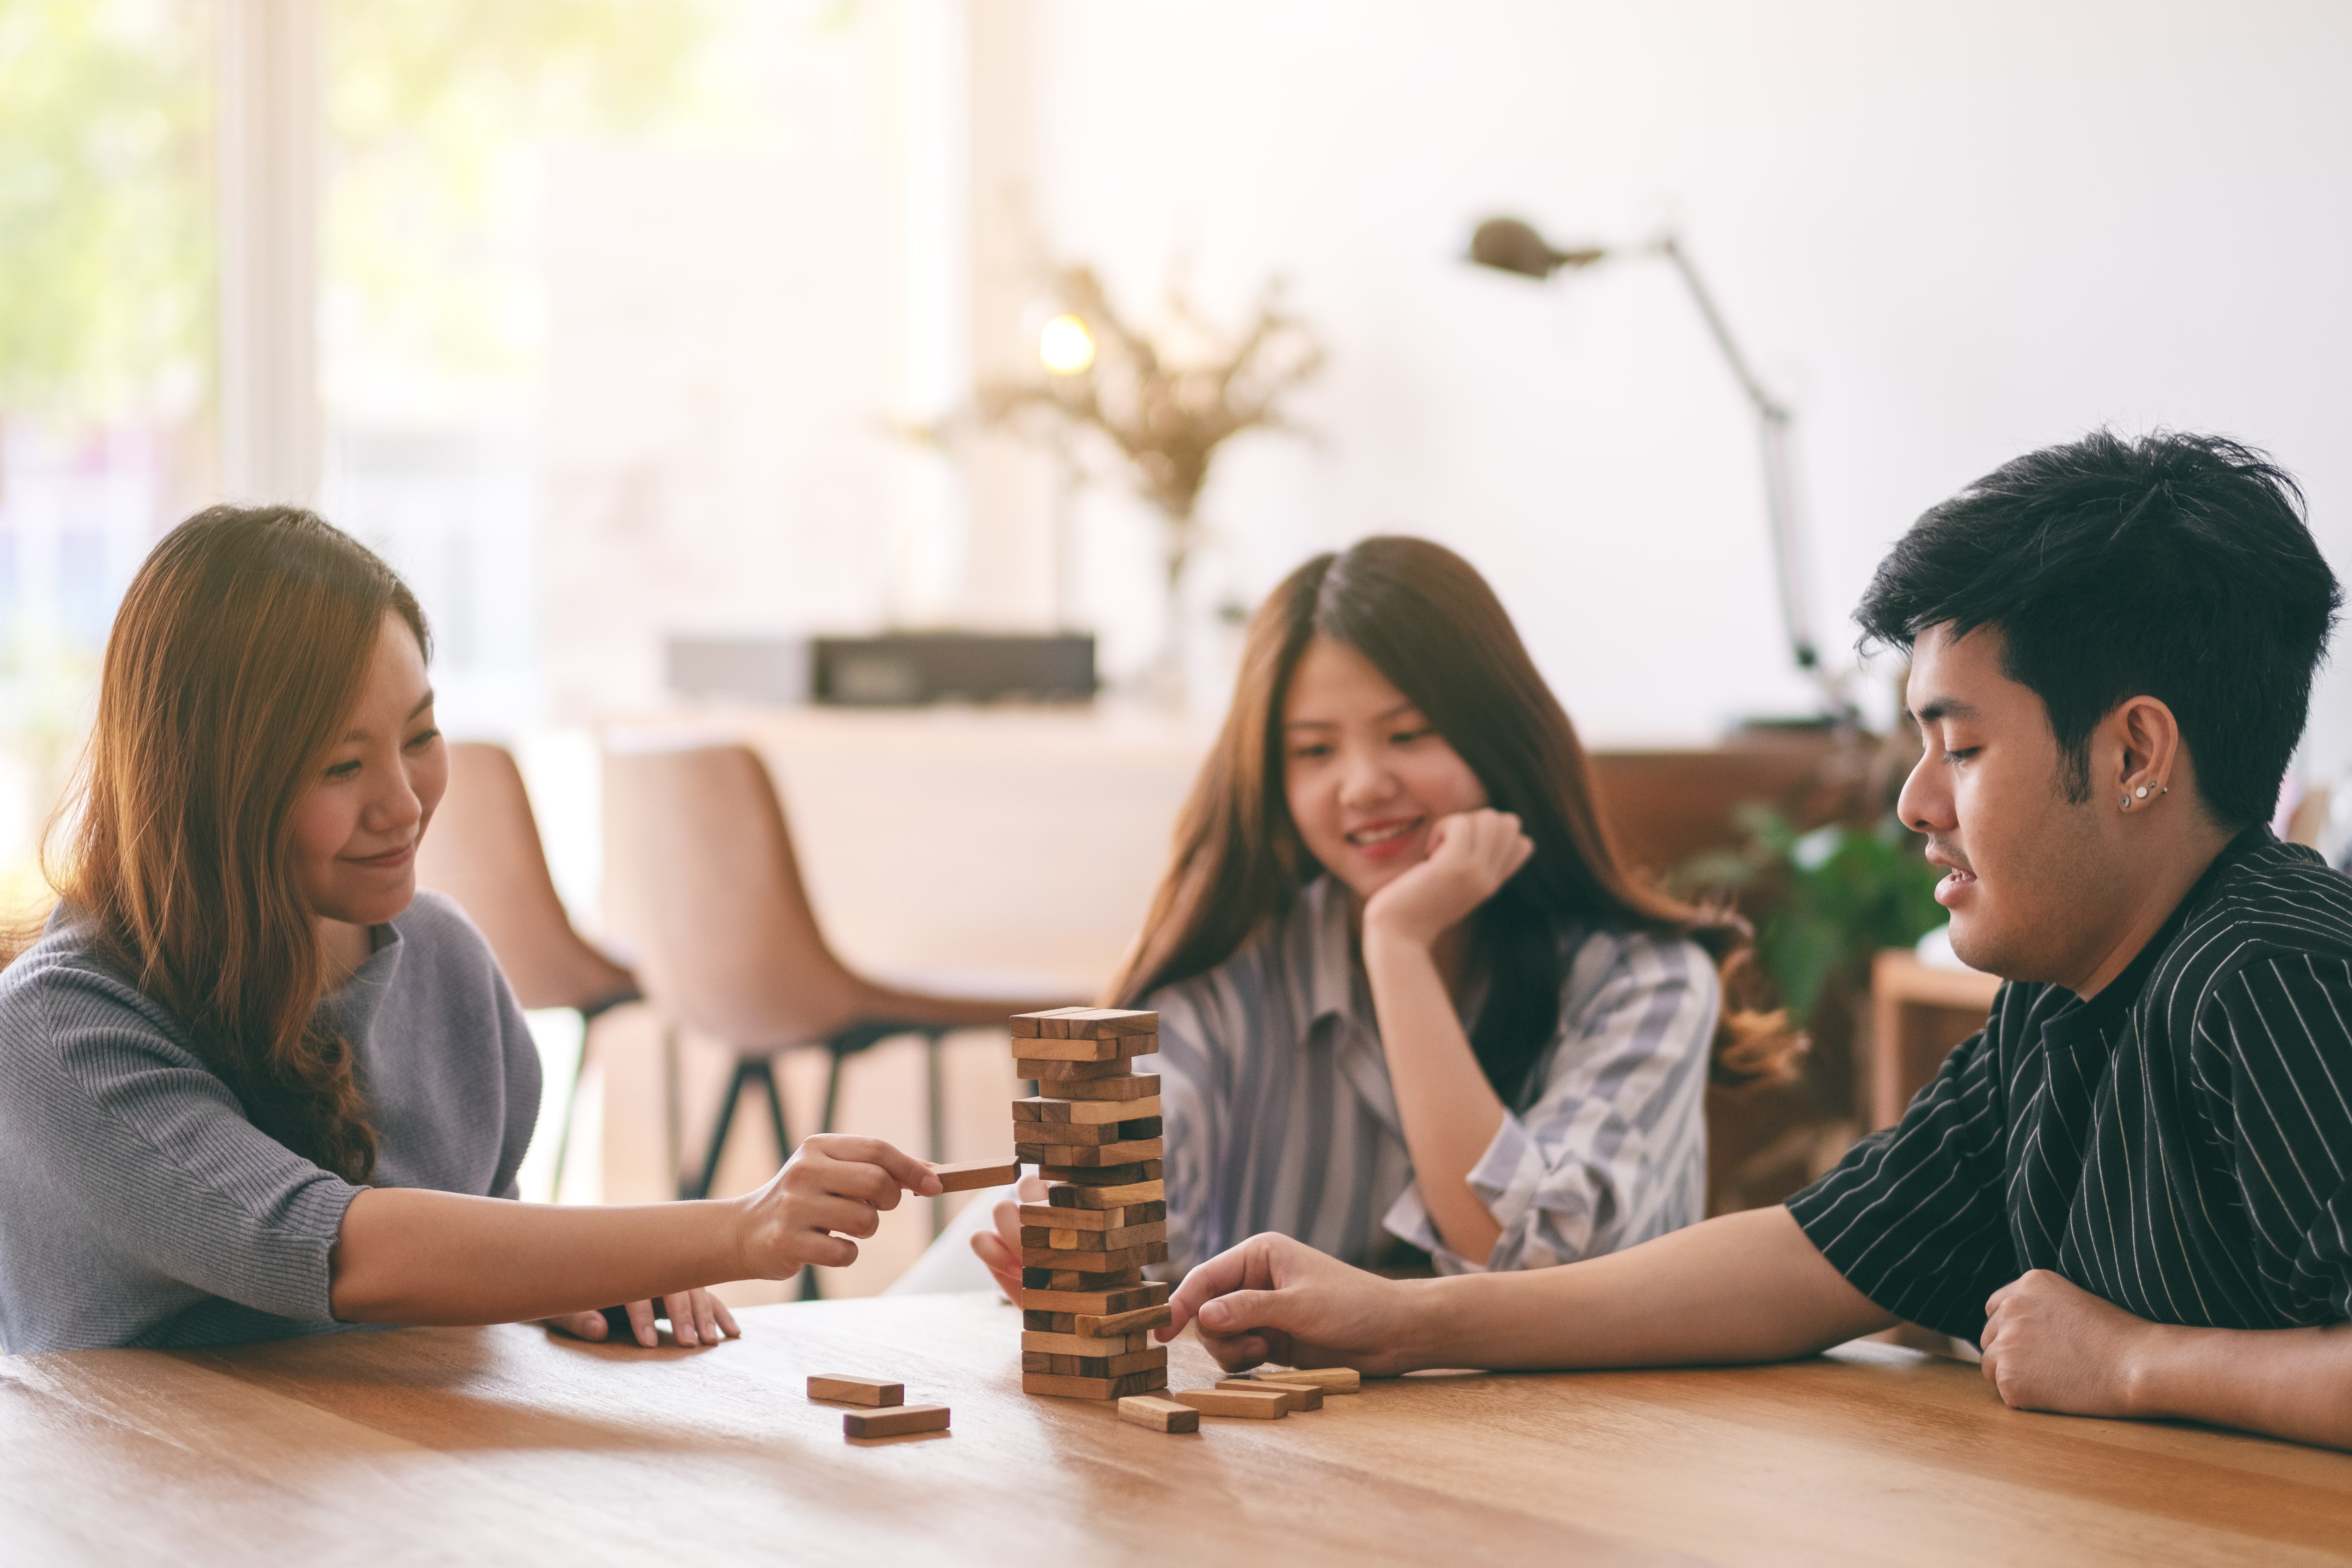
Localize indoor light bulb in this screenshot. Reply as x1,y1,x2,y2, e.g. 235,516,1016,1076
1039,314,1096,375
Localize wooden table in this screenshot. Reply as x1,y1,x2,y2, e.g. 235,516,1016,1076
6,1295,2347,1566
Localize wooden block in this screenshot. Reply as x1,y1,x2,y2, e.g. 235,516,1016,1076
1021,1368,1167,1401
1019,1137,1163,1167
1220,1377,1321,1410
1046,1179,1166,1209
1034,1347,1168,1378
1021,1329,1154,1356
1017,1283,1168,1315
1023,1310,1075,1332
1246,1366,1362,1393
928,1158,1020,1192
1119,1395,1200,1433
1024,1265,1145,1290
1016,1056,1134,1081
1171,1387,1290,1420
1037,1161,1163,1185
1053,1073,1160,1102
842,1403,949,1438
1013,1095,1163,1126
806,1375,904,1406
1010,1035,1152,1064
1019,1242,1151,1272
1012,1007,1158,1040
1018,1202,1122,1230
1011,1118,1126,1148
1073,1304,1172,1337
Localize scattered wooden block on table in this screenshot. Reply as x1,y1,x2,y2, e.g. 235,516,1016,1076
1022,1369,1167,1401
1220,1377,1321,1410
1246,1366,1362,1393
806,1374,904,1406
1119,1395,1200,1433
1046,1179,1166,1209
1018,1283,1169,1315
1073,1303,1172,1337
842,1403,950,1438
929,1158,1021,1193
1171,1387,1291,1420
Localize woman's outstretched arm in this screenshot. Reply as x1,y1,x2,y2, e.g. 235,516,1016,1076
331,1134,941,1325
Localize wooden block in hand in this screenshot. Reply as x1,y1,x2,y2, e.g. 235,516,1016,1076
1246,1366,1362,1393
1011,1007,1158,1040
929,1158,1020,1192
1014,1094,1163,1126
842,1403,949,1438
1220,1377,1321,1410
1119,1395,1200,1433
1073,1303,1172,1337
1017,1282,1168,1315
1045,1179,1166,1209
1171,1387,1290,1419
1022,1367,1168,1401
807,1375,904,1406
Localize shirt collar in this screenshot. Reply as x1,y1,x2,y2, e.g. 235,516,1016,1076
1300,875,1359,1027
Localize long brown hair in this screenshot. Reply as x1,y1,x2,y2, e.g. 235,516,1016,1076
47,506,429,1182
1111,536,1796,1101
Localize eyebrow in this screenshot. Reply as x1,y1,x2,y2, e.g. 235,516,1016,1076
1283,699,1422,731
1911,696,1978,725
341,689,436,744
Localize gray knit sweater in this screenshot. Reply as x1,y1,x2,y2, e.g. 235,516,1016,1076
0,890,540,1354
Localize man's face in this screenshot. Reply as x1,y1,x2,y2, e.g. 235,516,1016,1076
1898,622,2129,986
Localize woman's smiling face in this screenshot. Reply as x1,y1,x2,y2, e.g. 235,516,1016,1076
1280,635,1489,902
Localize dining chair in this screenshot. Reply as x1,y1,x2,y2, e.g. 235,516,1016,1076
602,740,1069,1295
416,741,646,1201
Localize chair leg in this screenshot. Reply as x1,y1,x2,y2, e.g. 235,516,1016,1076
820,1049,846,1137
550,1010,593,1203
688,1057,757,1201
661,1023,684,1196
926,1030,948,1238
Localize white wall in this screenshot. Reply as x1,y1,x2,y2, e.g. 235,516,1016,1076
968,0,2352,766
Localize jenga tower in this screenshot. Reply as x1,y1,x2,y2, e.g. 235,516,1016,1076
1011,1007,1172,1401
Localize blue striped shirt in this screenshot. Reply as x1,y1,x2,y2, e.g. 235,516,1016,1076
1138,876,1719,1276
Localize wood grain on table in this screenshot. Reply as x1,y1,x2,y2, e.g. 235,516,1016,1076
4,1294,2348,1566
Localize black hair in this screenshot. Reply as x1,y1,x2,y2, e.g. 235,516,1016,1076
1857,430,2340,828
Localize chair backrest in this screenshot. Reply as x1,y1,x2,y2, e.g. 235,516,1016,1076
416,742,637,1013
602,741,867,1049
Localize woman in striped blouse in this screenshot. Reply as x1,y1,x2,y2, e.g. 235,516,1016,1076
962,537,1796,1286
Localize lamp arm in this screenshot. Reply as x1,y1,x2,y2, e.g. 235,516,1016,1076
1649,236,1823,677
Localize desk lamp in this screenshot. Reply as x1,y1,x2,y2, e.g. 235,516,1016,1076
1469,217,1841,718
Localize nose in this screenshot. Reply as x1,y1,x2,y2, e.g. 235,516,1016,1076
1896,747,1954,838
1336,742,1400,811
362,760,425,837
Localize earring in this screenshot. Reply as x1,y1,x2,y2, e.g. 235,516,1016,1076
2120,794,2132,810
2134,785,2150,799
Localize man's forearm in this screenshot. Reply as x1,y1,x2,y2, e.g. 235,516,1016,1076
330,1188,751,1325
2130,1321,2352,1450
1395,1205,1896,1370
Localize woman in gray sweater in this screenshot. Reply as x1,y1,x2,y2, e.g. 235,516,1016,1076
0,506,937,1355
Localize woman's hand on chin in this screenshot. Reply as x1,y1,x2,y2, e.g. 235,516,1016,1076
1361,808,1535,950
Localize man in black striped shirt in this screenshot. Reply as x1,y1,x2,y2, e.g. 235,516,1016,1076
1163,431,2352,1451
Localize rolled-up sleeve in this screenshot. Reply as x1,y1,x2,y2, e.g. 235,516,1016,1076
1384,933,1715,1274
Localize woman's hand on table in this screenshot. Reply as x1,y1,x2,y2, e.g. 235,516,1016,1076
1166,1231,1421,1376
546,1289,740,1348
740,1134,943,1279
1360,808,1533,951
972,1173,1049,1299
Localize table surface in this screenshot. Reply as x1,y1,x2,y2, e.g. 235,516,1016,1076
5,1295,2348,1567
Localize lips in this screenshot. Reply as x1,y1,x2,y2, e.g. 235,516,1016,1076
1925,845,1978,906
344,840,417,870
1345,818,1419,847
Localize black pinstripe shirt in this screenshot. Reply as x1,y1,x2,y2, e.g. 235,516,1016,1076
1789,830,2352,1343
